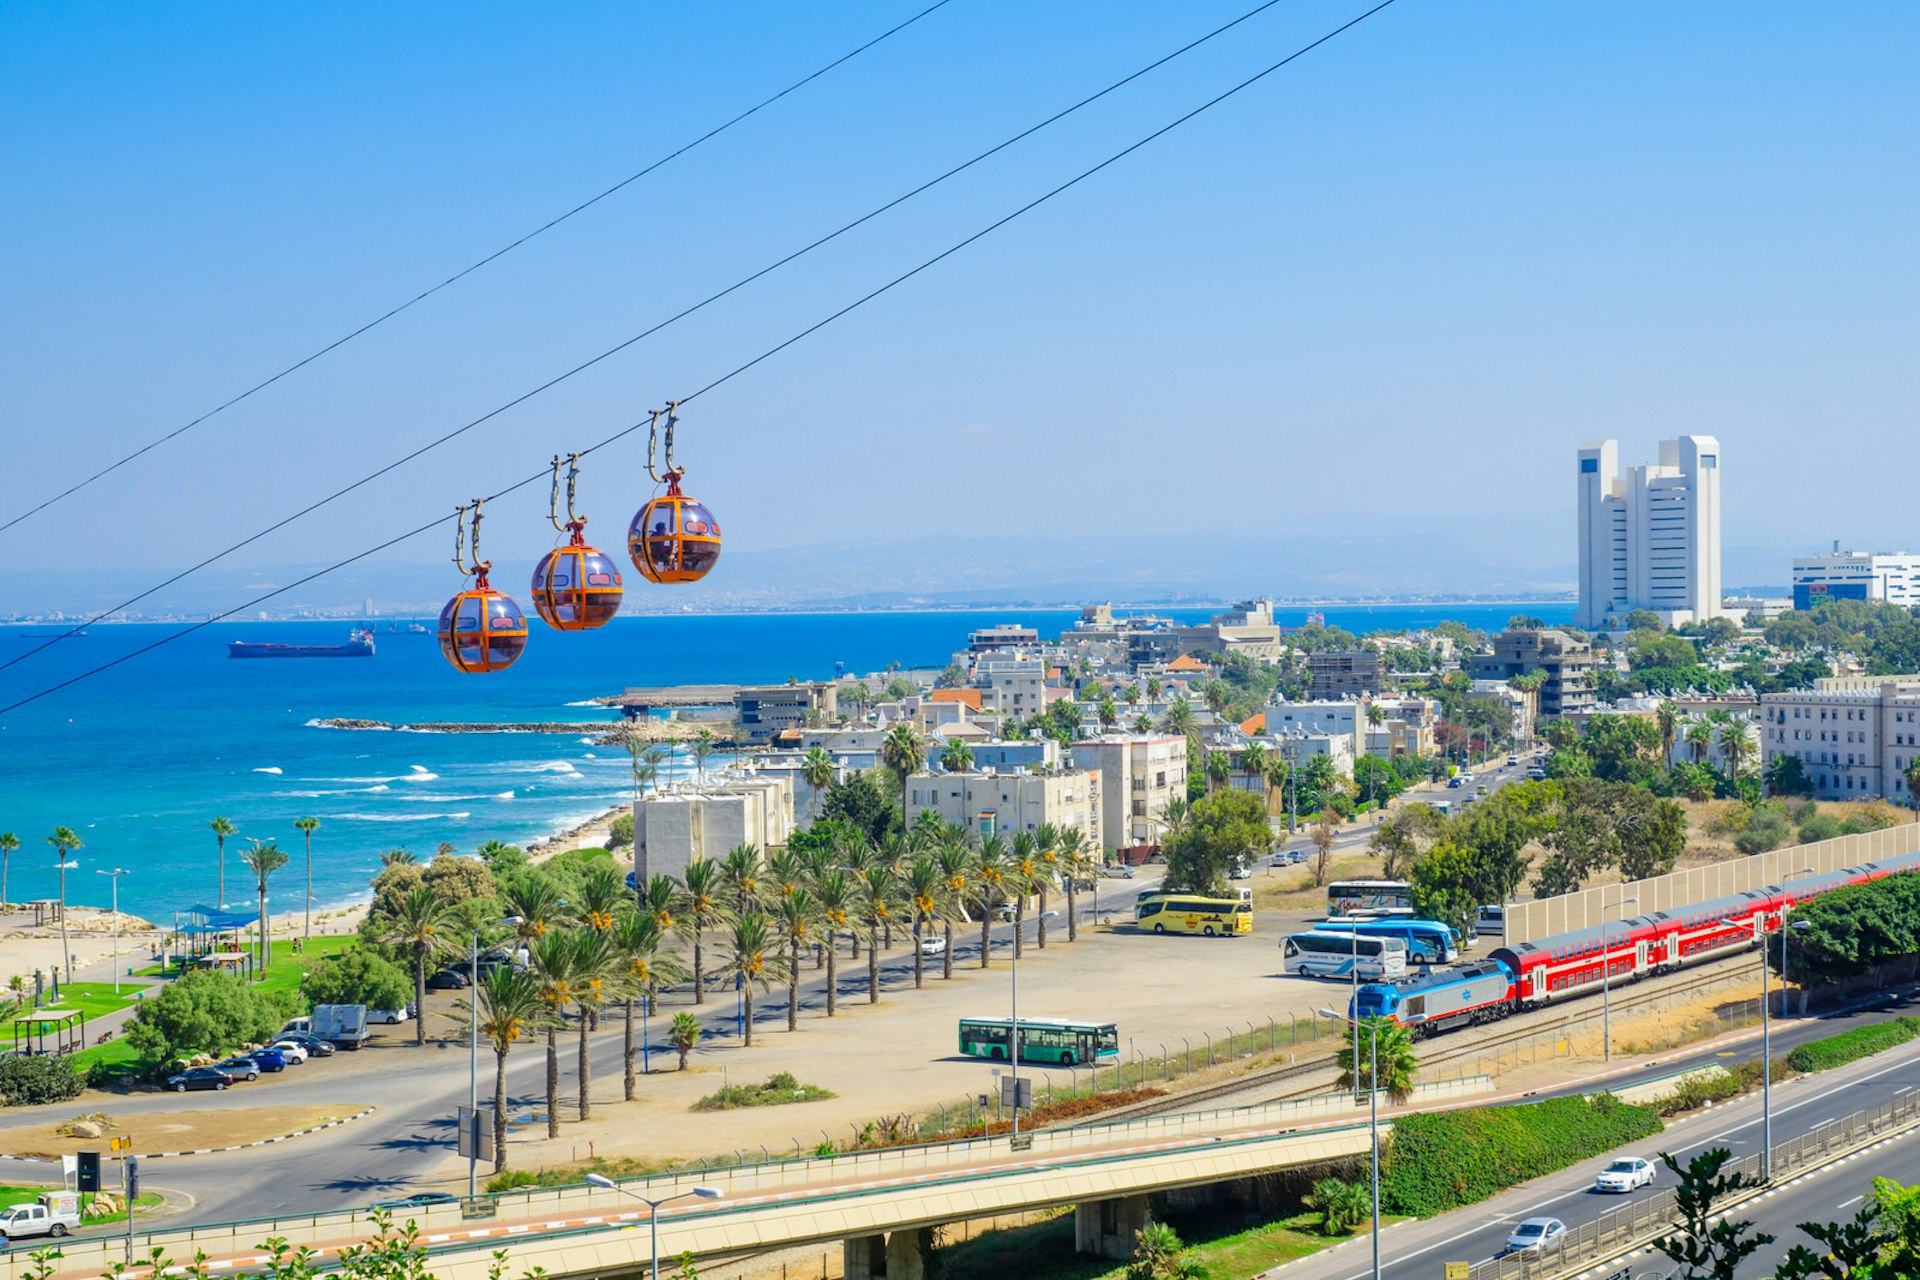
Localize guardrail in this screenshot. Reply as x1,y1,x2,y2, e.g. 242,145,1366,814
1465,1085,1920,1280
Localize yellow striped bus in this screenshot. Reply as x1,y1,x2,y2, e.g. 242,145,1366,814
1133,895,1252,937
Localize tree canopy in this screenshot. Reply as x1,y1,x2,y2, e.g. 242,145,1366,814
1161,789,1273,896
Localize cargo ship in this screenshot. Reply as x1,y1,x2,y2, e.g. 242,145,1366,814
228,629,376,659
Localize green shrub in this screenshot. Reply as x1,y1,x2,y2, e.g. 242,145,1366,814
692,1073,835,1111
484,1169,541,1194
606,813,634,850
1796,813,1845,844
1734,807,1792,855
1304,1178,1371,1235
1381,1095,1661,1216
0,1054,86,1106
1653,1071,1741,1116
1786,1017,1920,1074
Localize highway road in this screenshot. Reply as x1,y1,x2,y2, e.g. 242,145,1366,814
1274,1013,1920,1280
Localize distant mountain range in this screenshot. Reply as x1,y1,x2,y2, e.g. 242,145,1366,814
2,517,1804,619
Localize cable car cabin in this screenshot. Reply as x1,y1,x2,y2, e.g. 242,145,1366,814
438,583,529,672
530,539,623,630
627,475,721,585
1353,960,1515,1035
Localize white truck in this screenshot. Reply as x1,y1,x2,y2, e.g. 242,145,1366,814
311,1004,369,1050
0,1193,81,1240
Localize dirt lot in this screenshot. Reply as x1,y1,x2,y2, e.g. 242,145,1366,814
0,1105,368,1159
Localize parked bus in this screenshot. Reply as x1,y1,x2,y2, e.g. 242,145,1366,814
1134,895,1253,936
1326,879,1413,917
1316,917,1462,965
1280,931,1408,980
957,1017,1120,1065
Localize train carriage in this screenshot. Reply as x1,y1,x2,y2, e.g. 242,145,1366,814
1353,960,1515,1034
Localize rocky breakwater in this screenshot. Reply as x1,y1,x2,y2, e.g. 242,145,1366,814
312,718,700,740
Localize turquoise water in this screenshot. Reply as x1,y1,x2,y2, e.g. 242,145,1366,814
0,602,1568,921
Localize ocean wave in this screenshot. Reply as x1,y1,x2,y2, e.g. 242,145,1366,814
332,812,473,823
401,768,440,782
563,699,602,708
323,775,406,784
495,790,515,800
252,766,284,775
510,761,581,775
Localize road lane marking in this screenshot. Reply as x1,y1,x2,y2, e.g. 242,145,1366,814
1839,1194,1864,1208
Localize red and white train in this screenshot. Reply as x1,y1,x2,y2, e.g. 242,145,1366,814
1352,851,1920,1035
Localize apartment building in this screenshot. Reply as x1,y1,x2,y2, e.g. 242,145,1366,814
1071,734,1188,851
1759,677,1920,801
976,657,1048,718
632,773,795,882
1307,650,1383,700
733,683,838,745
1790,548,1920,611
1469,628,1597,718
905,767,1101,846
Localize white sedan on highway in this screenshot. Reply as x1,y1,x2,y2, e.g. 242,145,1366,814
1593,1156,1656,1193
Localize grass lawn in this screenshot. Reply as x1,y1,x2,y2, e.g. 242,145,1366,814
0,1184,163,1226
938,1206,1401,1279
6,982,153,1026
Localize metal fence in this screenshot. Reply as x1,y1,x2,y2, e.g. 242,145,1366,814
1465,1085,1920,1280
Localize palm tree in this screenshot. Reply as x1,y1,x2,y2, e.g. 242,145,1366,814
1203,681,1231,718
1134,714,1154,734
611,912,682,1097
669,1012,701,1070
676,858,727,1005
1686,720,1714,765
1205,751,1232,794
1264,758,1290,820
292,817,319,945
0,833,16,910
1056,827,1094,942
568,931,615,1121
940,738,974,775
1146,676,1163,702
1159,700,1195,746
881,723,926,830
1159,796,1191,840
1655,701,1679,764
46,827,81,982
377,885,453,1047
1008,834,1044,959
578,867,628,935
719,844,762,917
771,889,816,1031
720,912,787,1046
473,966,547,1172
904,855,946,990
1334,1016,1419,1103
857,861,900,1004
934,836,971,980
1033,824,1061,950
637,873,684,938
209,816,236,907
238,841,289,969
801,747,836,826
530,932,583,1136
690,729,716,784
1240,743,1270,809
810,869,855,1016
1098,698,1119,730
1719,722,1751,783
380,848,418,867
972,837,1010,969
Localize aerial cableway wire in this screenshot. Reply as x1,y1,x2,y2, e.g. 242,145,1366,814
0,0,1401,717
0,0,957,536
0,0,1321,675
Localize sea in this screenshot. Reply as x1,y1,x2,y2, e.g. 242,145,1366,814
0,601,1569,924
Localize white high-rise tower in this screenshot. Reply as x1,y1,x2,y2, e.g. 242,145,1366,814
1575,436,1724,630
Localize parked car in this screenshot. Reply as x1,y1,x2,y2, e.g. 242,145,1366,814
276,1032,336,1057
919,935,948,958
1447,776,1464,789
269,1040,310,1063
247,1048,290,1072
367,1007,411,1025
426,969,470,990
213,1056,260,1082
1505,1218,1566,1253
1507,755,1519,766
1594,1157,1656,1193
167,1066,237,1093
1103,863,1136,879
369,1192,458,1212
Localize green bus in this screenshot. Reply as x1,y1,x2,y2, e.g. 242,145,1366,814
957,1016,1120,1065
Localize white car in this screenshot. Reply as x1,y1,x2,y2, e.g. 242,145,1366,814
269,1040,310,1063
1505,1218,1566,1253
1103,863,1137,879
918,935,948,958
368,1007,411,1025
1594,1157,1656,1193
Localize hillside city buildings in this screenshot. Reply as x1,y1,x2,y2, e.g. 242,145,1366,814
1760,677,1920,802
1576,435,1726,630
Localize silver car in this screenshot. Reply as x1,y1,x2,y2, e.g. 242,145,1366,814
1505,1218,1566,1252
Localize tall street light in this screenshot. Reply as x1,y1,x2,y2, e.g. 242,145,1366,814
1601,892,1638,1062
1321,1008,1381,1280
1761,883,1814,1184
95,869,130,995
584,1175,722,1280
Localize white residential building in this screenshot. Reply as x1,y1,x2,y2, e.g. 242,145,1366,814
1790,549,1920,611
1759,678,1920,801
905,768,1101,846
1576,436,1726,630
1264,701,1366,762
976,657,1048,719
632,773,795,882
1071,734,1188,851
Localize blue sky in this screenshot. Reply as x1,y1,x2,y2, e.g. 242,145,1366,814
2,0,1916,589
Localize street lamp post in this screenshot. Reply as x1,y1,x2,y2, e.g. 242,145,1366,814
1322,1008,1381,1280
1600,893,1638,1063
1010,917,1022,1140
584,1175,722,1280
95,869,130,995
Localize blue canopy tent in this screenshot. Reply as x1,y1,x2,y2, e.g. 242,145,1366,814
169,906,263,977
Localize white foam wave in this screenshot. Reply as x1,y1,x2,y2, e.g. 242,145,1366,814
252,766,283,775
401,770,440,782
494,791,516,800
323,775,406,784
563,699,601,708
517,761,581,775
578,738,597,746
332,812,472,823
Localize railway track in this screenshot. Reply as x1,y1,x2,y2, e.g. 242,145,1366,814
1111,949,1766,1119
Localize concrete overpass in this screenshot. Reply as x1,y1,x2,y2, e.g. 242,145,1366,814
17,1099,1394,1280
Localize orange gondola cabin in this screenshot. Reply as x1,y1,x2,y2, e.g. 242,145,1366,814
627,470,721,585
439,568,529,672
531,526,623,630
